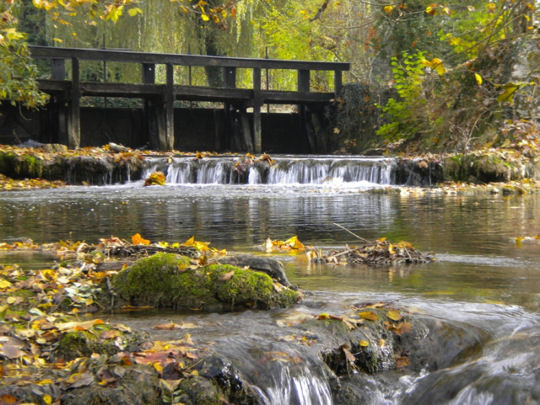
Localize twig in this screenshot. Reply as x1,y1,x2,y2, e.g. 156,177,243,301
332,223,371,244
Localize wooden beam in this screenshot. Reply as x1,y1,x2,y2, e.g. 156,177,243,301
334,70,343,96
224,67,236,88
30,45,350,71
240,105,253,153
51,58,65,80
164,63,174,151
298,70,310,93
253,67,262,153
142,63,155,84
68,57,80,149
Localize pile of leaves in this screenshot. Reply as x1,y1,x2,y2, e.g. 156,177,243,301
0,173,65,191
0,235,235,403
308,237,433,266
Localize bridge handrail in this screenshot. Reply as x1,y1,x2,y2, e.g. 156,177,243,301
29,46,350,72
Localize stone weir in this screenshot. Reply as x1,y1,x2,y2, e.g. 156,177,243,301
144,156,398,186
0,148,536,186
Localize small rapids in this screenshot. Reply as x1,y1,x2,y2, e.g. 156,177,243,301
142,155,396,185
109,294,540,405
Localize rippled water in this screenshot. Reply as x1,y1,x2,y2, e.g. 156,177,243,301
1,181,539,404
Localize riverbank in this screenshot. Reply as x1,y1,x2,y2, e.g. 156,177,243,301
0,237,486,404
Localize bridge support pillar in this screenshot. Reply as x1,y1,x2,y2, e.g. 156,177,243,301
253,67,262,153
67,57,81,149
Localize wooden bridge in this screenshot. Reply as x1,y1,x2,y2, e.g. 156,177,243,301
29,46,350,153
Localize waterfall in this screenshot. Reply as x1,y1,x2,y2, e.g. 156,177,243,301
142,156,396,186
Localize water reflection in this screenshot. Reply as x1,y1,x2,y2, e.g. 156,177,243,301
1,186,539,310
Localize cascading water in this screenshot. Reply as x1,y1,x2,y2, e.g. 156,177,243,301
142,156,396,185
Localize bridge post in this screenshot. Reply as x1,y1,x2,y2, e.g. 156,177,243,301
298,69,310,93
142,63,160,150
163,63,175,151
253,67,262,153
334,70,343,95
67,57,81,149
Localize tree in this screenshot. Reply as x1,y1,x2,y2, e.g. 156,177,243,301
1,0,240,108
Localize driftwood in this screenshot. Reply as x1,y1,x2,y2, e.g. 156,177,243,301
309,239,433,267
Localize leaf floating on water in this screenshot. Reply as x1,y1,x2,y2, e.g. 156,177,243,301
143,171,166,186
317,313,331,320
358,311,378,321
359,340,369,347
265,235,305,254
387,310,403,321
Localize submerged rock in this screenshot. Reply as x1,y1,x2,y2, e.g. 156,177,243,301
110,253,300,311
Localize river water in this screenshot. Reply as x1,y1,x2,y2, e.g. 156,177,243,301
0,159,539,404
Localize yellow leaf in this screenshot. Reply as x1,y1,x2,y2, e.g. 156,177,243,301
359,340,369,347
201,13,210,21
128,7,142,17
474,73,483,86
387,310,403,321
153,362,163,374
317,313,330,320
497,83,520,104
377,237,387,243
0,279,12,289
43,394,53,404
358,311,378,321
383,5,394,15
425,4,437,15
7,297,16,304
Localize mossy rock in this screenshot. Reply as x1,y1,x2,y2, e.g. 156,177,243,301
111,253,300,311
0,151,43,179
175,376,223,405
57,323,148,361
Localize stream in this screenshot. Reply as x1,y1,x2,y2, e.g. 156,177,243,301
0,155,539,404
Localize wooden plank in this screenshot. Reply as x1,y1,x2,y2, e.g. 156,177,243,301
29,45,350,71
38,80,334,104
261,90,334,104
68,57,80,149
80,82,163,97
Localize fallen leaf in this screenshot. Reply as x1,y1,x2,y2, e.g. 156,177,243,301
358,311,378,321
131,233,150,246
387,310,403,321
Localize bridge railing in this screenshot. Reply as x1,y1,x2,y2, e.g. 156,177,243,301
29,46,350,152
29,45,349,95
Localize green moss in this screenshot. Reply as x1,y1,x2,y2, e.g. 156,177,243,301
58,323,145,361
112,253,299,311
